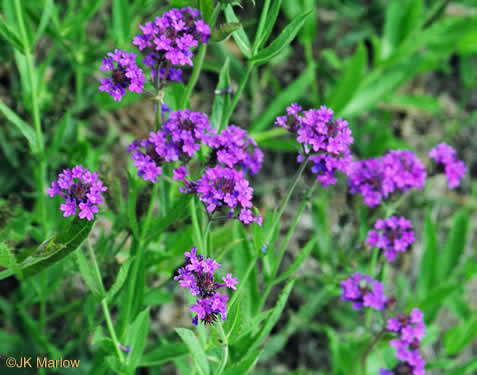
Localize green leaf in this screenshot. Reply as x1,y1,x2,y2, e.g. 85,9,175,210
127,170,140,240
175,328,210,375
210,57,231,130
341,60,420,117
146,194,192,241
326,43,366,115
223,349,262,375
224,5,252,58
112,0,129,46
438,210,469,281
211,22,243,42
76,250,102,297
273,238,317,284
382,94,441,113
199,0,214,23
417,213,438,299
139,342,189,367
250,64,315,132
254,0,281,51
0,242,22,280
127,308,150,371
251,9,312,66
0,14,25,52
381,0,422,60
107,257,134,303
240,277,296,357
0,216,95,280
439,357,477,375
0,99,37,153
444,314,477,355
224,293,242,341
418,282,458,323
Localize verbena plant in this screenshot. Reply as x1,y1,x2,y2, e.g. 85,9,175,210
0,0,476,374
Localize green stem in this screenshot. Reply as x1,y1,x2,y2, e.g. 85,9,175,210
181,4,221,109
221,61,254,129
102,299,125,363
190,199,206,255
264,157,309,247
87,244,124,363
215,324,228,375
14,0,48,237
228,253,259,308
360,326,386,375
258,179,317,310
122,182,159,337
252,0,271,54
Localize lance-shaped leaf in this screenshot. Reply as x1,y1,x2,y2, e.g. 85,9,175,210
251,9,312,66
211,22,243,43
210,58,231,130
224,5,252,58
0,216,95,280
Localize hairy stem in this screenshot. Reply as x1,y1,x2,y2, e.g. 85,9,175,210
87,243,124,363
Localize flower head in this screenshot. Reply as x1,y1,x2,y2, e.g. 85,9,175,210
132,8,210,87
366,216,415,262
381,308,426,375
128,110,215,183
186,166,262,225
340,272,387,311
275,104,354,186
429,143,466,189
349,150,426,207
47,166,107,220
99,49,145,101
210,125,263,175
175,248,237,325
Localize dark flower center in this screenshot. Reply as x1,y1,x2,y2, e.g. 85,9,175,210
394,362,412,375
71,183,88,201
112,68,130,88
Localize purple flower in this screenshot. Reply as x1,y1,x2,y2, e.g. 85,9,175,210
429,142,466,189
349,150,426,207
366,216,415,262
382,308,427,375
99,49,145,101
47,166,107,221
275,104,354,186
132,8,210,86
175,248,236,325
348,158,393,207
340,273,387,311
128,110,215,183
182,165,262,225
210,125,264,175
382,150,426,193
222,273,238,290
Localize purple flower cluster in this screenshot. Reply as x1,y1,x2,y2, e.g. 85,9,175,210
275,104,353,186
128,110,215,183
349,150,426,207
191,166,262,225
133,7,210,85
429,142,466,189
210,125,264,175
99,49,145,101
99,8,210,100
47,166,107,221
174,248,238,325
380,309,426,375
340,273,387,311
366,216,415,262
